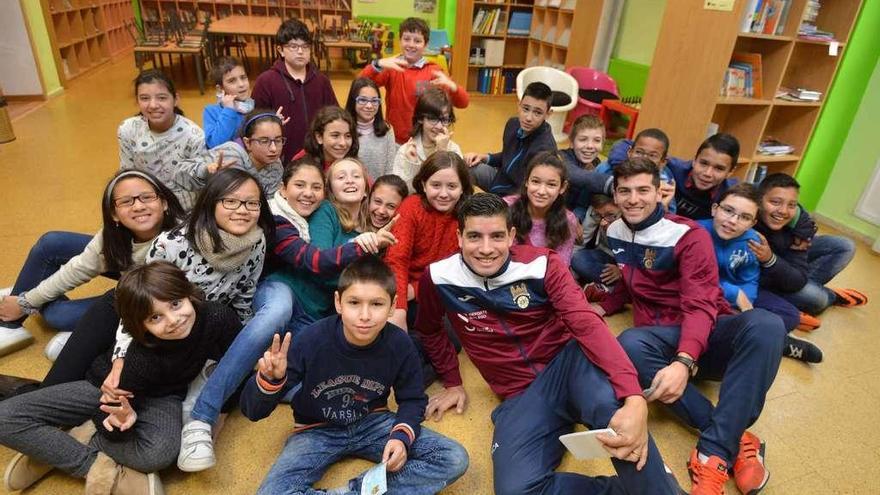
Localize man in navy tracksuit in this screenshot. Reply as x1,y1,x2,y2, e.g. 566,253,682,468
413,193,683,494
595,158,785,495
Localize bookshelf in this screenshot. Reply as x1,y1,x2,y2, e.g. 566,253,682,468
637,0,863,179
451,0,605,96
138,1,354,33
42,0,135,85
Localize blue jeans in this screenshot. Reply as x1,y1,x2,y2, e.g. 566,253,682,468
617,310,785,464
491,340,679,495
754,289,800,332
570,248,615,285
2,231,97,331
782,235,856,315
257,411,468,495
191,279,311,425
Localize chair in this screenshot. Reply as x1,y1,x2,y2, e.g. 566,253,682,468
565,67,619,130
424,29,451,72
516,66,579,144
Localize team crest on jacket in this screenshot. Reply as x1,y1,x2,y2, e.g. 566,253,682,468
510,282,530,308
643,248,656,269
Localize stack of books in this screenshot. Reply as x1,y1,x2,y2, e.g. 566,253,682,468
740,0,793,35
798,0,835,41
507,12,532,37
720,53,763,98
476,68,517,95
776,87,822,102
758,138,794,155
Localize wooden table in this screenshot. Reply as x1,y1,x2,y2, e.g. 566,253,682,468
208,16,281,71
134,42,206,94
319,39,373,71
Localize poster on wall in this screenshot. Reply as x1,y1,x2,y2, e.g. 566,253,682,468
414,0,436,13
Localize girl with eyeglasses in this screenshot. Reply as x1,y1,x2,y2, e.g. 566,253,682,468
177,109,286,197
118,70,206,210
392,87,463,190
0,170,185,360
344,78,399,181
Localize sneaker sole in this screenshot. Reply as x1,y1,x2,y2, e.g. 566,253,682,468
0,335,35,358
148,472,165,495
176,455,216,472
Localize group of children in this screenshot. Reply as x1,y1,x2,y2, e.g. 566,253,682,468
0,13,869,495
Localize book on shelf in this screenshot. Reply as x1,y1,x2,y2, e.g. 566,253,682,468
477,68,518,95
507,11,532,37
720,53,762,98
744,163,769,184
776,86,822,102
473,8,504,36
741,0,792,35
798,0,835,41
758,138,794,155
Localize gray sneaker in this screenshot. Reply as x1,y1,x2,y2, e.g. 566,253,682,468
0,326,34,358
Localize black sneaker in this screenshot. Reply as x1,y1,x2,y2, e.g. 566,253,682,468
783,334,823,363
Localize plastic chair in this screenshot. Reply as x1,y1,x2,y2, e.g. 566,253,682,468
516,66,578,144
566,67,619,130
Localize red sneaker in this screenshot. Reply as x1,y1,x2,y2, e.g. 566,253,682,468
796,312,821,332
831,288,868,307
734,431,769,495
583,283,610,303
687,449,729,495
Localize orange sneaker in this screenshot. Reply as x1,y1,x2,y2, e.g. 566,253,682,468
796,312,821,332
733,431,769,495
687,449,729,495
831,288,868,308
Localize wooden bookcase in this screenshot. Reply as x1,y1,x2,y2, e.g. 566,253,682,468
42,0,135,85
637,0,863,178
138,0,354,31
451,0,604,95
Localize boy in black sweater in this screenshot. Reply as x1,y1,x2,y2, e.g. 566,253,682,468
241,256,468,495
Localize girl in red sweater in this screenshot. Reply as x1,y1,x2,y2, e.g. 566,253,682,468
385,151,473,330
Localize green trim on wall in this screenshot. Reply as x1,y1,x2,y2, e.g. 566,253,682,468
795,1,880,210
607,58,650,98
20,0,61,96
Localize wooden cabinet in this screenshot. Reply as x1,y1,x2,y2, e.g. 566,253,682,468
138,0,353,32
43,0,135,85
451,0,604,95
637,0,863,178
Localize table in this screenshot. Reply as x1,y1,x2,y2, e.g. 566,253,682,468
134,43,206,94
319,39,373,71
208,16,281,71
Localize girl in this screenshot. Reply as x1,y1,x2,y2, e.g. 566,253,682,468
293,106,359,170
392,87,463,190
0,170,185,360
507,151,579,265
177,157,396,472
0,261,242,494
177,109,286,196
203,57,254,148
386,151,473,330
344,78,398,180
118,70,206,210
311,157,373,248
369,174,408,231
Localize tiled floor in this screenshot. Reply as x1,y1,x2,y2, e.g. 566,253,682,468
0,54,877,494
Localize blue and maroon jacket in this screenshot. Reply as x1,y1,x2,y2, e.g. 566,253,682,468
600,205,733,360
414,244,641,400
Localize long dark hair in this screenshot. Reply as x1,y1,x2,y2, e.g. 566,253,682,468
510,151,571,249
101,170,185,272
302,106,359,162
345,78,390,137
412,151,473,213
185,168,275,254
410,87,455,139
133,69,184,116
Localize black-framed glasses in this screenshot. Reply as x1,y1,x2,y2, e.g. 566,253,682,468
282,42,310,52
630,148,664,162
355,96,381,107
248,136,287,148
715,203,755,223
590,210,622,223
219,198,261,211
113,192,159,208
424,115,453,127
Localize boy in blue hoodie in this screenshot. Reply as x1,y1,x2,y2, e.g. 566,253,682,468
600,128,677,213
240,256,468,495
696,183,821,363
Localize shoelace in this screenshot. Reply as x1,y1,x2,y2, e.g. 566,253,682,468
693,461,728,491
735,438,760,470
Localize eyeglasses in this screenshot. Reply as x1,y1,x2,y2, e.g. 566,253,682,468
219,198,261,212
716,203,755,223
630,148,664,162
355,96,381,107
248,136,287,148
424,115,453,127
113,192,159,208
519,104,546,118
282,42,310,52
590,210,622,223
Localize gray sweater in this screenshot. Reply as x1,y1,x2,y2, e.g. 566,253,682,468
175,140,283,196
357,127,398,180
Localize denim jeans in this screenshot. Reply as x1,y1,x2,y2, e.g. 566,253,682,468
2,231,98,332
782,235,856,315
570,248,616,285
257,411,468,495
617,310,785,464
191,279,311,425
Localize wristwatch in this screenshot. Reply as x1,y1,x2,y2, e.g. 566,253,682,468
672,355,699,377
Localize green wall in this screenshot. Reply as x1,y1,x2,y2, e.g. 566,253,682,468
353,0,438,31
611,0,666,66
20,0,62,96
795,0,880,209
814,59,880,239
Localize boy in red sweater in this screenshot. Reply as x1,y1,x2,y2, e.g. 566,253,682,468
359,17,469,144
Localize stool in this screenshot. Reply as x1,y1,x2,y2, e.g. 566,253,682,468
599,99,640,140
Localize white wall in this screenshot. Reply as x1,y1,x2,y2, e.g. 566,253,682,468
0,1,43,96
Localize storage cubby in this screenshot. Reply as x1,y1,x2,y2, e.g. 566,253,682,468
782,42,841,95
730,36,794,100
53,12,72,46
761,105,820,157
711,104,771,159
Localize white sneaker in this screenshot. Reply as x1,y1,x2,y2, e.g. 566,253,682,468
0,287,12,298
43,332,72,362
0,326,34,358
177,420,216,472
181,360,216,422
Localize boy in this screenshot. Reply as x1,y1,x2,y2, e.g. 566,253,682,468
602,128,677,212
465,82,558,195
751,173,867,318
416,193,684,494
570,194,622,301
697,183,821,363
361,17,469,144
252,19,338,163
598,158,785,495
667,133,740,220
563,114,607,221
240,256,468,495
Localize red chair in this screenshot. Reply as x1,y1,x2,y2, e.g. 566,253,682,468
565,67,619,132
